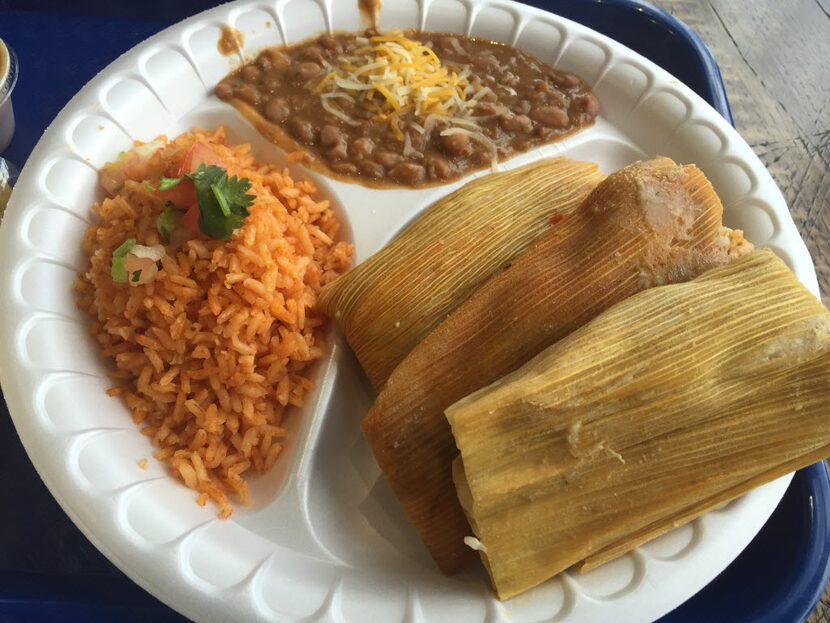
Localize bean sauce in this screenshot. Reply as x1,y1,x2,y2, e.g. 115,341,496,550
216,30,599,187
217,25,244,56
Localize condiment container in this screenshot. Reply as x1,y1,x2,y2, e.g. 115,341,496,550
0,39,19,153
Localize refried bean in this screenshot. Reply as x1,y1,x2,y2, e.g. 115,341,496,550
216,30,599,187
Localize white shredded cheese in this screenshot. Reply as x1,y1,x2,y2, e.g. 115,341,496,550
471,86,493,101
320,97,361,127
449,37,467,56
353,59,389,76
333,77,375,91
321,92,356,102
446,116,484,131
402,133,424,159
440,127,499,168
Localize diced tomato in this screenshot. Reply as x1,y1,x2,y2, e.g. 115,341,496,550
181,203,201,232
179,142,226,176
156,179,198,208
98,138,165,196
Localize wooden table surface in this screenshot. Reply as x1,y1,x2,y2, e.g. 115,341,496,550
650,0,830,302
649,1,830,619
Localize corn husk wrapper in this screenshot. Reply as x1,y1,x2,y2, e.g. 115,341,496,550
318,158,604,389
448,249,830,599
363,157,752,573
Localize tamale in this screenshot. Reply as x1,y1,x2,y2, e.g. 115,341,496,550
363,157,752,573
447,249,830,599
318,157,604,389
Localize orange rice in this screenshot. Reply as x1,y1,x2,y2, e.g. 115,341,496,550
75,128,353,517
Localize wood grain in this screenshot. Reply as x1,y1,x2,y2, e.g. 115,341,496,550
651,0,829,305
649,1,830,618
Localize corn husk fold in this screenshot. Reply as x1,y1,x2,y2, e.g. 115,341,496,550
318,158,604,389
447,249,830,599
363,157,752,573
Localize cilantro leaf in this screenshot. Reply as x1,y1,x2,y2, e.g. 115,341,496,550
216,172,256,211
111,238,137,283
188,164,254,240
156,206,183,242
158,176,184,191
211,183,231,216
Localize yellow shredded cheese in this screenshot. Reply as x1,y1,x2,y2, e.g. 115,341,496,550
311,30,485,141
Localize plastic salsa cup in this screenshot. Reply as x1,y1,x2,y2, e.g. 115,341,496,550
0,39,19,154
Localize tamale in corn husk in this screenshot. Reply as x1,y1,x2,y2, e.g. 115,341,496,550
447,249,830,599
363,157,753,573
318,158,604,389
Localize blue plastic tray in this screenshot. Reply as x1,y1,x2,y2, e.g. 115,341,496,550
2,2,829,622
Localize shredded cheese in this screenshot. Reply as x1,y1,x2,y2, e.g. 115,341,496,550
402,133,424,159
320,94,362,127
472,86,494,101
311,30,487,141
440,127,499,170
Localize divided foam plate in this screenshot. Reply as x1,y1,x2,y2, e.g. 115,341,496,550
0,1,818,622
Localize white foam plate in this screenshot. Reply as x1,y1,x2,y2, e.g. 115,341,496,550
0,1,819,622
